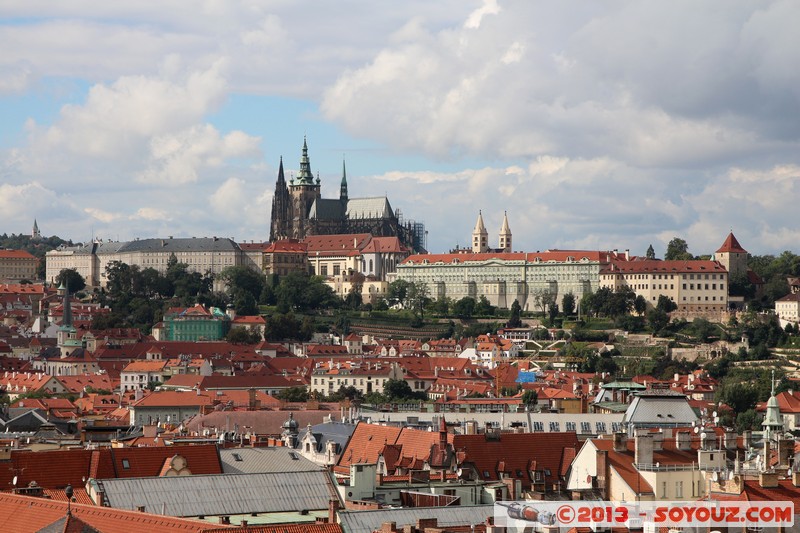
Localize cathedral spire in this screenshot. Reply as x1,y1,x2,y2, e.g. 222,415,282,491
340,158,348,202
277,156,285,184
296,136,315,185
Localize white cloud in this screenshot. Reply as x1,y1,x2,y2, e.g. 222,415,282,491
84,207,121,224
132,207,171,221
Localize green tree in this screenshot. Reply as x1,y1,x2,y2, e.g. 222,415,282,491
665,237,693,261
634,295,647,316
475,295,496,316
387,279,412,308
656,295,677,313
521,389,538,407
453,296,476,318
55,268,86,292
507,299,523,327
277,386,309,402
646,244,656,260
562,292,576,317
647,308,669,333
717,382,759,414
407,281,430,320
219,265,266,303
226,326,262,344
383,379,425,402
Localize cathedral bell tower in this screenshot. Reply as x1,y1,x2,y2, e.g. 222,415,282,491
289,137,321,240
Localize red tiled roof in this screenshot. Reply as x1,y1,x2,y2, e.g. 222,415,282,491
335,422,402,474
602,259,726,274
265,239,308,253
452,432,579,489
401,250,617,265
0,492,218,533
716,232,748,254
303,233,372,253
0,250,36,259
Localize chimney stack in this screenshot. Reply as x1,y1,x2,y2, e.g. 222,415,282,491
634,432,654,467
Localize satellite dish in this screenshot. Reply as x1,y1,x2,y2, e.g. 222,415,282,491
694,427,700,434
12,476,17,487
711,472,719,482
456,468,463,477
712,411,718,418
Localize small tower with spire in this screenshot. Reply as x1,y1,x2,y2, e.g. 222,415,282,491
472,211,488,253
713,231,748,280
32,219,41,241
287,137,322,240
499,211,512,252
762,370,784,469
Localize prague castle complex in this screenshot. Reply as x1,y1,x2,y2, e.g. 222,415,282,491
269,138,425,252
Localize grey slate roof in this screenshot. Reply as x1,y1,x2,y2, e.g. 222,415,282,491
220,447,322,474
309,198,345,221
345,197,395,220
623,390,699,426
303,421,355,454
338,505,494,533
94,471,336,517
116,237,240,253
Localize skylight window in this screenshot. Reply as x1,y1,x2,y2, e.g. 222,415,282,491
122,459,130,469
232,453,242,462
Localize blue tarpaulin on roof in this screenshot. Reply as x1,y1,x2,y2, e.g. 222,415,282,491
516,371,539,384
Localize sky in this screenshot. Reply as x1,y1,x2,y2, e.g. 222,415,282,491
2,1,800,258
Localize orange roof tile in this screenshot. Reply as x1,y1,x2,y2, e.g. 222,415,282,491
715,232,747,254
0,492,218,533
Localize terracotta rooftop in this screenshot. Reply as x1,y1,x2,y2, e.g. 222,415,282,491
715,232,748,254
0,492,220,533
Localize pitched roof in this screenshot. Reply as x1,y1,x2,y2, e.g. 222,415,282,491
602,259,727,274
401,250,616,266
716,232,748,254
335,422,402,474
452,431,579,488
0,492,215,533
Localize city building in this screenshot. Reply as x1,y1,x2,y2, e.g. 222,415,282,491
162,304,230,341
263,239,308,277
269,138,425,252
600,258,729,318
394,249,618,310
45,237,246,289
0,250,38,282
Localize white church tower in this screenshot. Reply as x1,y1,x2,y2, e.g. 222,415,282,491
499,211,512,252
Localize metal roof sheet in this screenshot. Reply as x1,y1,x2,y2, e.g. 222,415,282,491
338,505,494,533
345,197,394,220
220,447,323,474
96,471,335,517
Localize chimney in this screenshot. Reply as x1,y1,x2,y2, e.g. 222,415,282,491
652,430,664,451
743,430,752,449
724,429,738,451
676,431,692,451
759,471,779,488
613,432,627,452
596,449,608,496
328,498,340,523
634,433,654,467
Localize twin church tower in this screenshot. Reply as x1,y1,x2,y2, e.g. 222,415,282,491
471,211,512,253
269,138,426,252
